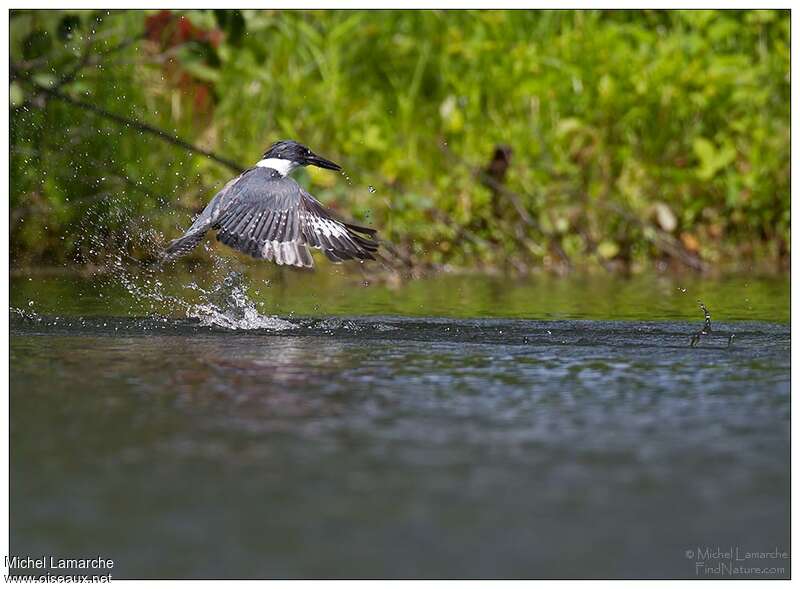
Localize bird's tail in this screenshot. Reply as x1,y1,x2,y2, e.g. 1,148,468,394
161,229,208,262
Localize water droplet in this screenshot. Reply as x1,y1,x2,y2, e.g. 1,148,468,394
368,185,376,193
28,300,34,307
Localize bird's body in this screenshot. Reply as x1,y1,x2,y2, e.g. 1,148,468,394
163,140,379,268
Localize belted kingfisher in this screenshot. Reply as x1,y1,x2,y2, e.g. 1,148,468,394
163,140,379,267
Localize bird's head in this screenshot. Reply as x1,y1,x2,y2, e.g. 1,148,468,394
258,140,341,176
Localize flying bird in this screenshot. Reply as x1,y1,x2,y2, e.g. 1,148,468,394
163,140,379,268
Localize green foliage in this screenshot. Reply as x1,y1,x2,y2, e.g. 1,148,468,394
10,9,790,271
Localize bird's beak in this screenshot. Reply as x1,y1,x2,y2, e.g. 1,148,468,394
307,152,342,171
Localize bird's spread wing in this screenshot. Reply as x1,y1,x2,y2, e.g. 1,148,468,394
211,168,378,267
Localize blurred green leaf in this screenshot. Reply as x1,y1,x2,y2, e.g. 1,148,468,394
180,60,220,83
693,137,736,180
597,240,619,259
10,81,25,107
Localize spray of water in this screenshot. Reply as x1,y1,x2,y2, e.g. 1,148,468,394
184,271,293,330
69,195,295,330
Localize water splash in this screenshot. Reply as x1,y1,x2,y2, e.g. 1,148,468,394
69,195,294,331
185,271,294,331
11,305,40,322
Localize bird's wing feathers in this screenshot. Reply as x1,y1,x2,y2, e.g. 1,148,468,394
211,168,378,267
161,171,248,260
299,192,379,263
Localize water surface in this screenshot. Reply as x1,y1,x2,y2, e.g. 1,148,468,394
10,269,790,579
11,267,790,322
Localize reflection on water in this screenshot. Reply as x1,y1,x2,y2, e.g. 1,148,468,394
10,310,790,578
10,265,791,324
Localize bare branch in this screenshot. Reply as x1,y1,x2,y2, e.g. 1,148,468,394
11,65,244,174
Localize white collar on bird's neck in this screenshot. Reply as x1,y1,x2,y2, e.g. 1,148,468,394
256,158,299,177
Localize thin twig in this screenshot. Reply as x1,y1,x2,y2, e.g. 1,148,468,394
439,142,571,268
603,202,710,272
440,143,538,229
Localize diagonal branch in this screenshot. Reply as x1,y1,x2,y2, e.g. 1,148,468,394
11,65,244,174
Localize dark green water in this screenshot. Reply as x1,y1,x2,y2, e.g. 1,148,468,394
10,267,791,322
10,269,790,579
